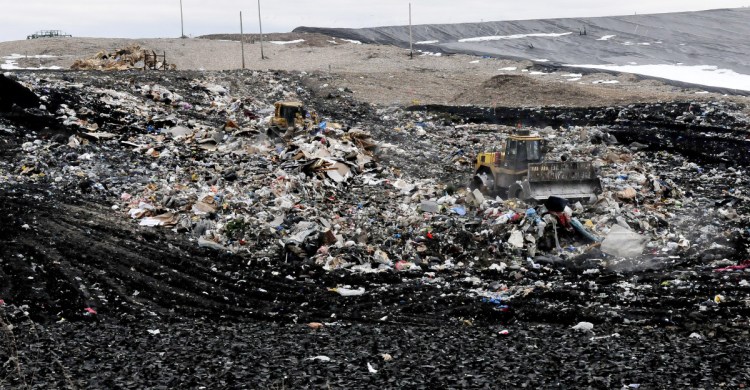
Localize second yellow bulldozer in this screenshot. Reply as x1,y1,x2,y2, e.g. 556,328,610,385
269,101,318,133
471,129,601,202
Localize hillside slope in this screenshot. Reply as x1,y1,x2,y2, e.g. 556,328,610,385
296,8,750,91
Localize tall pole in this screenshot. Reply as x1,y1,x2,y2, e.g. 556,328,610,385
409,3,413,58
180,0,185,38
240,11,246,69
257,0,265,59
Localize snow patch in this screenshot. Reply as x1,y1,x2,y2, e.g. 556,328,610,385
592,80,620,84
269,39,305,45
469,60,480,64
341,39,362,44
571,63,750,92
415,40,439,45
597,35,616,41
498,67,517,71
2,54,62,70
459,32,572,42
5,53,56,59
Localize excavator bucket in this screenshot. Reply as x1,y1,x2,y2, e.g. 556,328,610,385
517,161,601,202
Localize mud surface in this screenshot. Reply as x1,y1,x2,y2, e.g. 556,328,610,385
1,69,749,388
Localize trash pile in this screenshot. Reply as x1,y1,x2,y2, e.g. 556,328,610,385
4,69,747,282
2,68,750,389
70,44,173,71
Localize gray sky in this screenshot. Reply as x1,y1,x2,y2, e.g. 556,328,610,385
1,1,748,41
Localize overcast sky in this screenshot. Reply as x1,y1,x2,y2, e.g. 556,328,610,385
1,1,748,41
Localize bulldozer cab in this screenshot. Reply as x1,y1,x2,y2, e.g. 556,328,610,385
501,131,543,172
274,101,306,129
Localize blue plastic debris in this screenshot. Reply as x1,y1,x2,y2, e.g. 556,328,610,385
570,217,601,242
450,205,467,216
481,297,510,311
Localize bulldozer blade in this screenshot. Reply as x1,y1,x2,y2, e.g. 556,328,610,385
520,179,601,203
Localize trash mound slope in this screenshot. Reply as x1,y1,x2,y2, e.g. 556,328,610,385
0,68,749,388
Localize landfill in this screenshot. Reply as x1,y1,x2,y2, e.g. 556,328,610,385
1,66,749,388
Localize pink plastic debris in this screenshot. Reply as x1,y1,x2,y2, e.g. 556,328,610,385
714,260,750,272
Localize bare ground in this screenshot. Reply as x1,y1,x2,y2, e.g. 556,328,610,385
3,35,749,109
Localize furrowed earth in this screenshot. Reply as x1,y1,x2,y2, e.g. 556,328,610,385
1,33,749,389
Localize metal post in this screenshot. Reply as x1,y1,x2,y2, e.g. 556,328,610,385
409,3,413,58
258,0,265,59
240,11,246,69
180,0,185,38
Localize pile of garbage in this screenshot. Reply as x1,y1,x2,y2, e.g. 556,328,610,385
2,68,750,388
70,44,173,71
3,69,747,285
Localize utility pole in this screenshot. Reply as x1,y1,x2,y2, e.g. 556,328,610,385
240,11,246,69
180,0,185,38
409,3,413,59
258,0,265,59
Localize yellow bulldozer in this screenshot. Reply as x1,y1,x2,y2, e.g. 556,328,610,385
269,101,318,138
471,129,601,202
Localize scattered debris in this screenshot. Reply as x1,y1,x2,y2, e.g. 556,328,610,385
572,322,594,331
70,45,175,71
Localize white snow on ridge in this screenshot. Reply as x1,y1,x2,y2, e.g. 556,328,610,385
459,32,572,42
2,54,62,70
5,53,57,59
1,61,20,70
415,40,439,45
597,35,616,41
498,67,517,71
571,63,750,92
269,39,305,45
592,80,619,84
341,39,362,44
